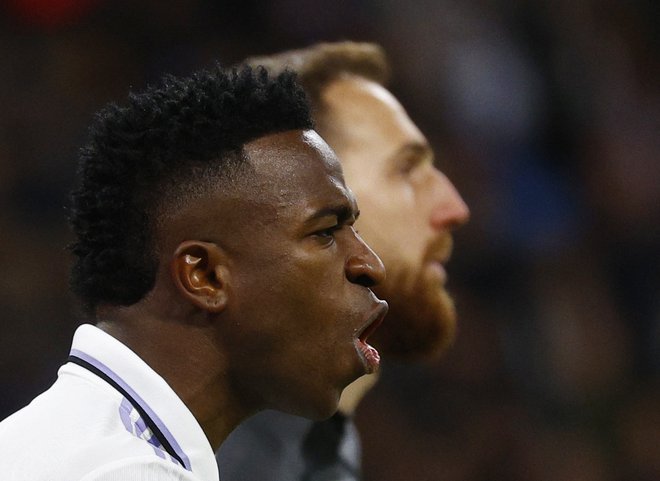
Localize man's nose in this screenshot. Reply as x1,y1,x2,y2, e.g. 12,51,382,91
429,172,470,231
345,233,386,288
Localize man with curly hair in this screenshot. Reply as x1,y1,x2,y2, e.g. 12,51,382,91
218,42,470,481
0,65,388,481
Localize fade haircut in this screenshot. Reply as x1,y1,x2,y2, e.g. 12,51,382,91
243,41,390,119
69,65,313,313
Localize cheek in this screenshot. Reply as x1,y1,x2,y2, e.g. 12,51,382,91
259,260,337,317
356,196,427,267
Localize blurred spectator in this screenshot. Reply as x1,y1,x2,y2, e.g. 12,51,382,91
1,1,658,480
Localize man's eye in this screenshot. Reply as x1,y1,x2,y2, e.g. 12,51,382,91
399,162,416,176
318,226,338,237
315,225,341,242
398,155,430,178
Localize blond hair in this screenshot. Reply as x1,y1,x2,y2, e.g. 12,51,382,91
242,41,390,106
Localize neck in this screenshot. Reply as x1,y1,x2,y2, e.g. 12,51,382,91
96,305,249,450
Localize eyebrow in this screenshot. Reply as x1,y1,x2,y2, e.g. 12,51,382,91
389,141,434,163
305,203,360,226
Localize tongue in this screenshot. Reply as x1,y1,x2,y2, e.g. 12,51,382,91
358,341,381,373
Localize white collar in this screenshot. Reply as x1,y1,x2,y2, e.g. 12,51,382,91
67,324,218,480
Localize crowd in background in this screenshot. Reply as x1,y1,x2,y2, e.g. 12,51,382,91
1,1,658,480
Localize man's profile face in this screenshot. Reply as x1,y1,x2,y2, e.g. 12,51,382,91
192,130,387,419
319,76,469,360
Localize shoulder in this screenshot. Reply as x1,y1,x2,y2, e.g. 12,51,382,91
0,380,185,480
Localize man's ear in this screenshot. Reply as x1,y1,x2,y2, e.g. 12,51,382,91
171,240,231,313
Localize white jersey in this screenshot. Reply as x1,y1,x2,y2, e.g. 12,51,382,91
0,324,219,481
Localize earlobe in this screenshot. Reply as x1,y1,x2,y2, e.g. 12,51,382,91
172,241,230,313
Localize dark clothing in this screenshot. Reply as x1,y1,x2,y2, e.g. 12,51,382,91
217,410,361,481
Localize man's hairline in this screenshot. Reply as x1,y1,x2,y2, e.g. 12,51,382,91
315,75,435,170
152,127,337,253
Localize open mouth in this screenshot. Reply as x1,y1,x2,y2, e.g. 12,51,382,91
355,302,388,374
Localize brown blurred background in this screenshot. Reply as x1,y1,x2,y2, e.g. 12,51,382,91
1,1,658,480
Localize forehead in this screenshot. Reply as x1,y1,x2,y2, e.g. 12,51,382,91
320,75,427,155
243,129,354,219
160,130,351,254
246,129,341,178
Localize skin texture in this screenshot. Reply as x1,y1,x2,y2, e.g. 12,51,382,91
319,75,470,361
98,129,387,450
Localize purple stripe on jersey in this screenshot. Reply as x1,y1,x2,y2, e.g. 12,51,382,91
119,398,134,433
151,446,180,467
120,396,163,448
69,348,192,471
146,432,163,448
152,445,166,460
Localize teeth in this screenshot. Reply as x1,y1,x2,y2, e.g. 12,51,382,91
357,341,380,373
355,304,387,373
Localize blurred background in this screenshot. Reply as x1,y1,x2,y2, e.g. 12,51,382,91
0,0,658,479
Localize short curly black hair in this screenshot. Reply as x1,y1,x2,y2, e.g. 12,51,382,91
69,65,313,313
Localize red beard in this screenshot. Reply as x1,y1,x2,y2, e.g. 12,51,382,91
370,260,457,362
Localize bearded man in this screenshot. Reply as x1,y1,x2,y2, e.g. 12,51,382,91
218,42,470,481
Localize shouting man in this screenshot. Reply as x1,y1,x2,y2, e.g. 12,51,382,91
218,42,470,481
0,65,387,481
